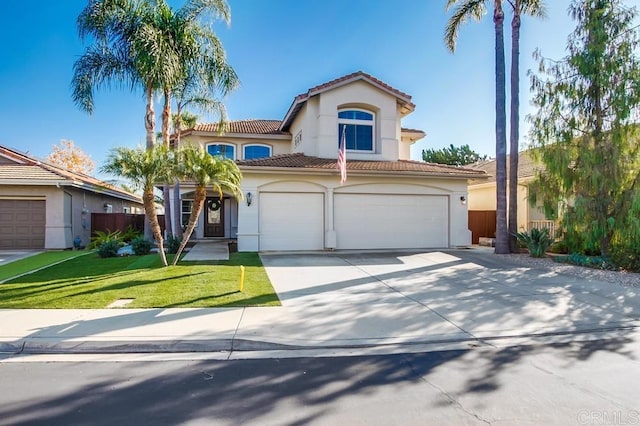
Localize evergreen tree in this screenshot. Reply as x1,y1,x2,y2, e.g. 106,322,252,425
528,0,640,258
422,144,487,166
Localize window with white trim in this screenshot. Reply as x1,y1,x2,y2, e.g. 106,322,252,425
207,143,235,160
338,109,375,152
243,144,271,160
181,200,193,227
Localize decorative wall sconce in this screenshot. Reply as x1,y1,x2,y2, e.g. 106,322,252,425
460,196,467,205
246,192,253,206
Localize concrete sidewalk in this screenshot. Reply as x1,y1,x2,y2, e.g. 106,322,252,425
1,250,639,357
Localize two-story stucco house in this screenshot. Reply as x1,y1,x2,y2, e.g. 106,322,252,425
172,71,486,252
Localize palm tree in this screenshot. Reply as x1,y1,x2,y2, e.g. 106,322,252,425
136,0,237,238
508,0,546,252
172,147,242,265
101,145,176,266
445,0,509,254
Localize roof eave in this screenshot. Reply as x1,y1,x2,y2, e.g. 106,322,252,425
238,165,486,180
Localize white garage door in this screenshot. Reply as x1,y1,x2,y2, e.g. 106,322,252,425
259,193,324,251
335,194,448,249
0,199,46,249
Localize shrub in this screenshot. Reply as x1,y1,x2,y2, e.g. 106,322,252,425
165,234,182,254
549,239,569,254
97,240,120,258
514,228,554,258
121,226,142,243
88,230,122,250
553,253,618,270
609,244,640,273
131,236,152,255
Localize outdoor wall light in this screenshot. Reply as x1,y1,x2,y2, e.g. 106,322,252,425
246,192,253,206
460,196,467,205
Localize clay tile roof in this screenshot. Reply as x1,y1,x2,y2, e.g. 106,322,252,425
468,150,544,184
237,153,486,178
306,71,412,101
188,119,289,135
0,165,60,180
281,71,416,131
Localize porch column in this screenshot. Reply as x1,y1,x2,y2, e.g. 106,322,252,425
325,188,336,249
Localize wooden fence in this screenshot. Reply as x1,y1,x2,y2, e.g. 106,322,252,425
91,213,165,236
468,210,497,245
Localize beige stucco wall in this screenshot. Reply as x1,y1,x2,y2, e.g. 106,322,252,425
0,185,142,249
468,180,548,232
181,135,291,159
237,171,470,252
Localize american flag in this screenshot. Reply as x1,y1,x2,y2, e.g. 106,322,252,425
337,125,347,184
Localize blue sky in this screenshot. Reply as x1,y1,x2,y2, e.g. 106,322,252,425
0,0,577,177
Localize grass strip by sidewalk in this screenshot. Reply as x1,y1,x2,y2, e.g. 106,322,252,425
0,251,88,282
0,252,280,309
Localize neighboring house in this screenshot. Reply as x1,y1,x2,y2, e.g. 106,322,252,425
467,150,554,243
173,71,487,251
0,145,143,250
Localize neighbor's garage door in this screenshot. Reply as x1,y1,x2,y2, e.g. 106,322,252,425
0,199,46,249
259,193,324,251
334,194,448,249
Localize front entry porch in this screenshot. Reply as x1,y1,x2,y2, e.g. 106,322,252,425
170,189,239,240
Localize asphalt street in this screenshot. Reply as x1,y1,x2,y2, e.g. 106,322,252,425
1,337,639,425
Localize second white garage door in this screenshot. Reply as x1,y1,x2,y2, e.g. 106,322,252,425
259,193,324,251
335,194,448,249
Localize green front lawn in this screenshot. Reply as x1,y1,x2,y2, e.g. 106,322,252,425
0,252,280,308
0,251,88,282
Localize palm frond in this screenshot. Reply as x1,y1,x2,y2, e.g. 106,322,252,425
444,0,487,52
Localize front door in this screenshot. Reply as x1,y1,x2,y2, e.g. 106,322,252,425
204,197,225,237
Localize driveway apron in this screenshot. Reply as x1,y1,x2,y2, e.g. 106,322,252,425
254,250,639,347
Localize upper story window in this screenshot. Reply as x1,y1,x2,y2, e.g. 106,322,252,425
207,143,235,160
338,109,374,152
243,144,271,160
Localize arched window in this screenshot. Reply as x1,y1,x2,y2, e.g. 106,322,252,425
338,109,375,152
207,143,235,160
243,144,271,160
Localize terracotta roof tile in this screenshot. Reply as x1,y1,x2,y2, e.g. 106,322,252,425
237,153,486,177
185,119,424,138
188,119,289,135
468,150,544,184
280,71,416,131
306,71,412,101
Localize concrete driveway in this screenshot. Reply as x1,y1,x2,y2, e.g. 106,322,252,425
257,249,640,347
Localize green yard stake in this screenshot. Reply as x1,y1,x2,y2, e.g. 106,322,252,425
239,265,245,292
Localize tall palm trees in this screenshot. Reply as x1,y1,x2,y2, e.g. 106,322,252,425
171,147,242,265
445,0,509,254
72,0,238,244
508,0,546,252
445,0,545,254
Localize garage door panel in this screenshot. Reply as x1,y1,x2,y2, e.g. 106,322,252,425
0,199,46,249
260,193,324,251
335,194,448,249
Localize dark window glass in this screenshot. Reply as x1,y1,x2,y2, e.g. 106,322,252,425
338,110,373,120
338,124,373,151
207,144,235,159
244,145,271,160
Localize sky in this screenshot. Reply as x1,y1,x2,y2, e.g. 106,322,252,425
0,0,581,178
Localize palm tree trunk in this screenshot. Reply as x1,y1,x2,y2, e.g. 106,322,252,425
144,83,156,240
173,111,184,239
494,0,509,254
145,83,155,150
143,189,167,267
161,87,173,237
508,4,521,253
172,186,206,265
